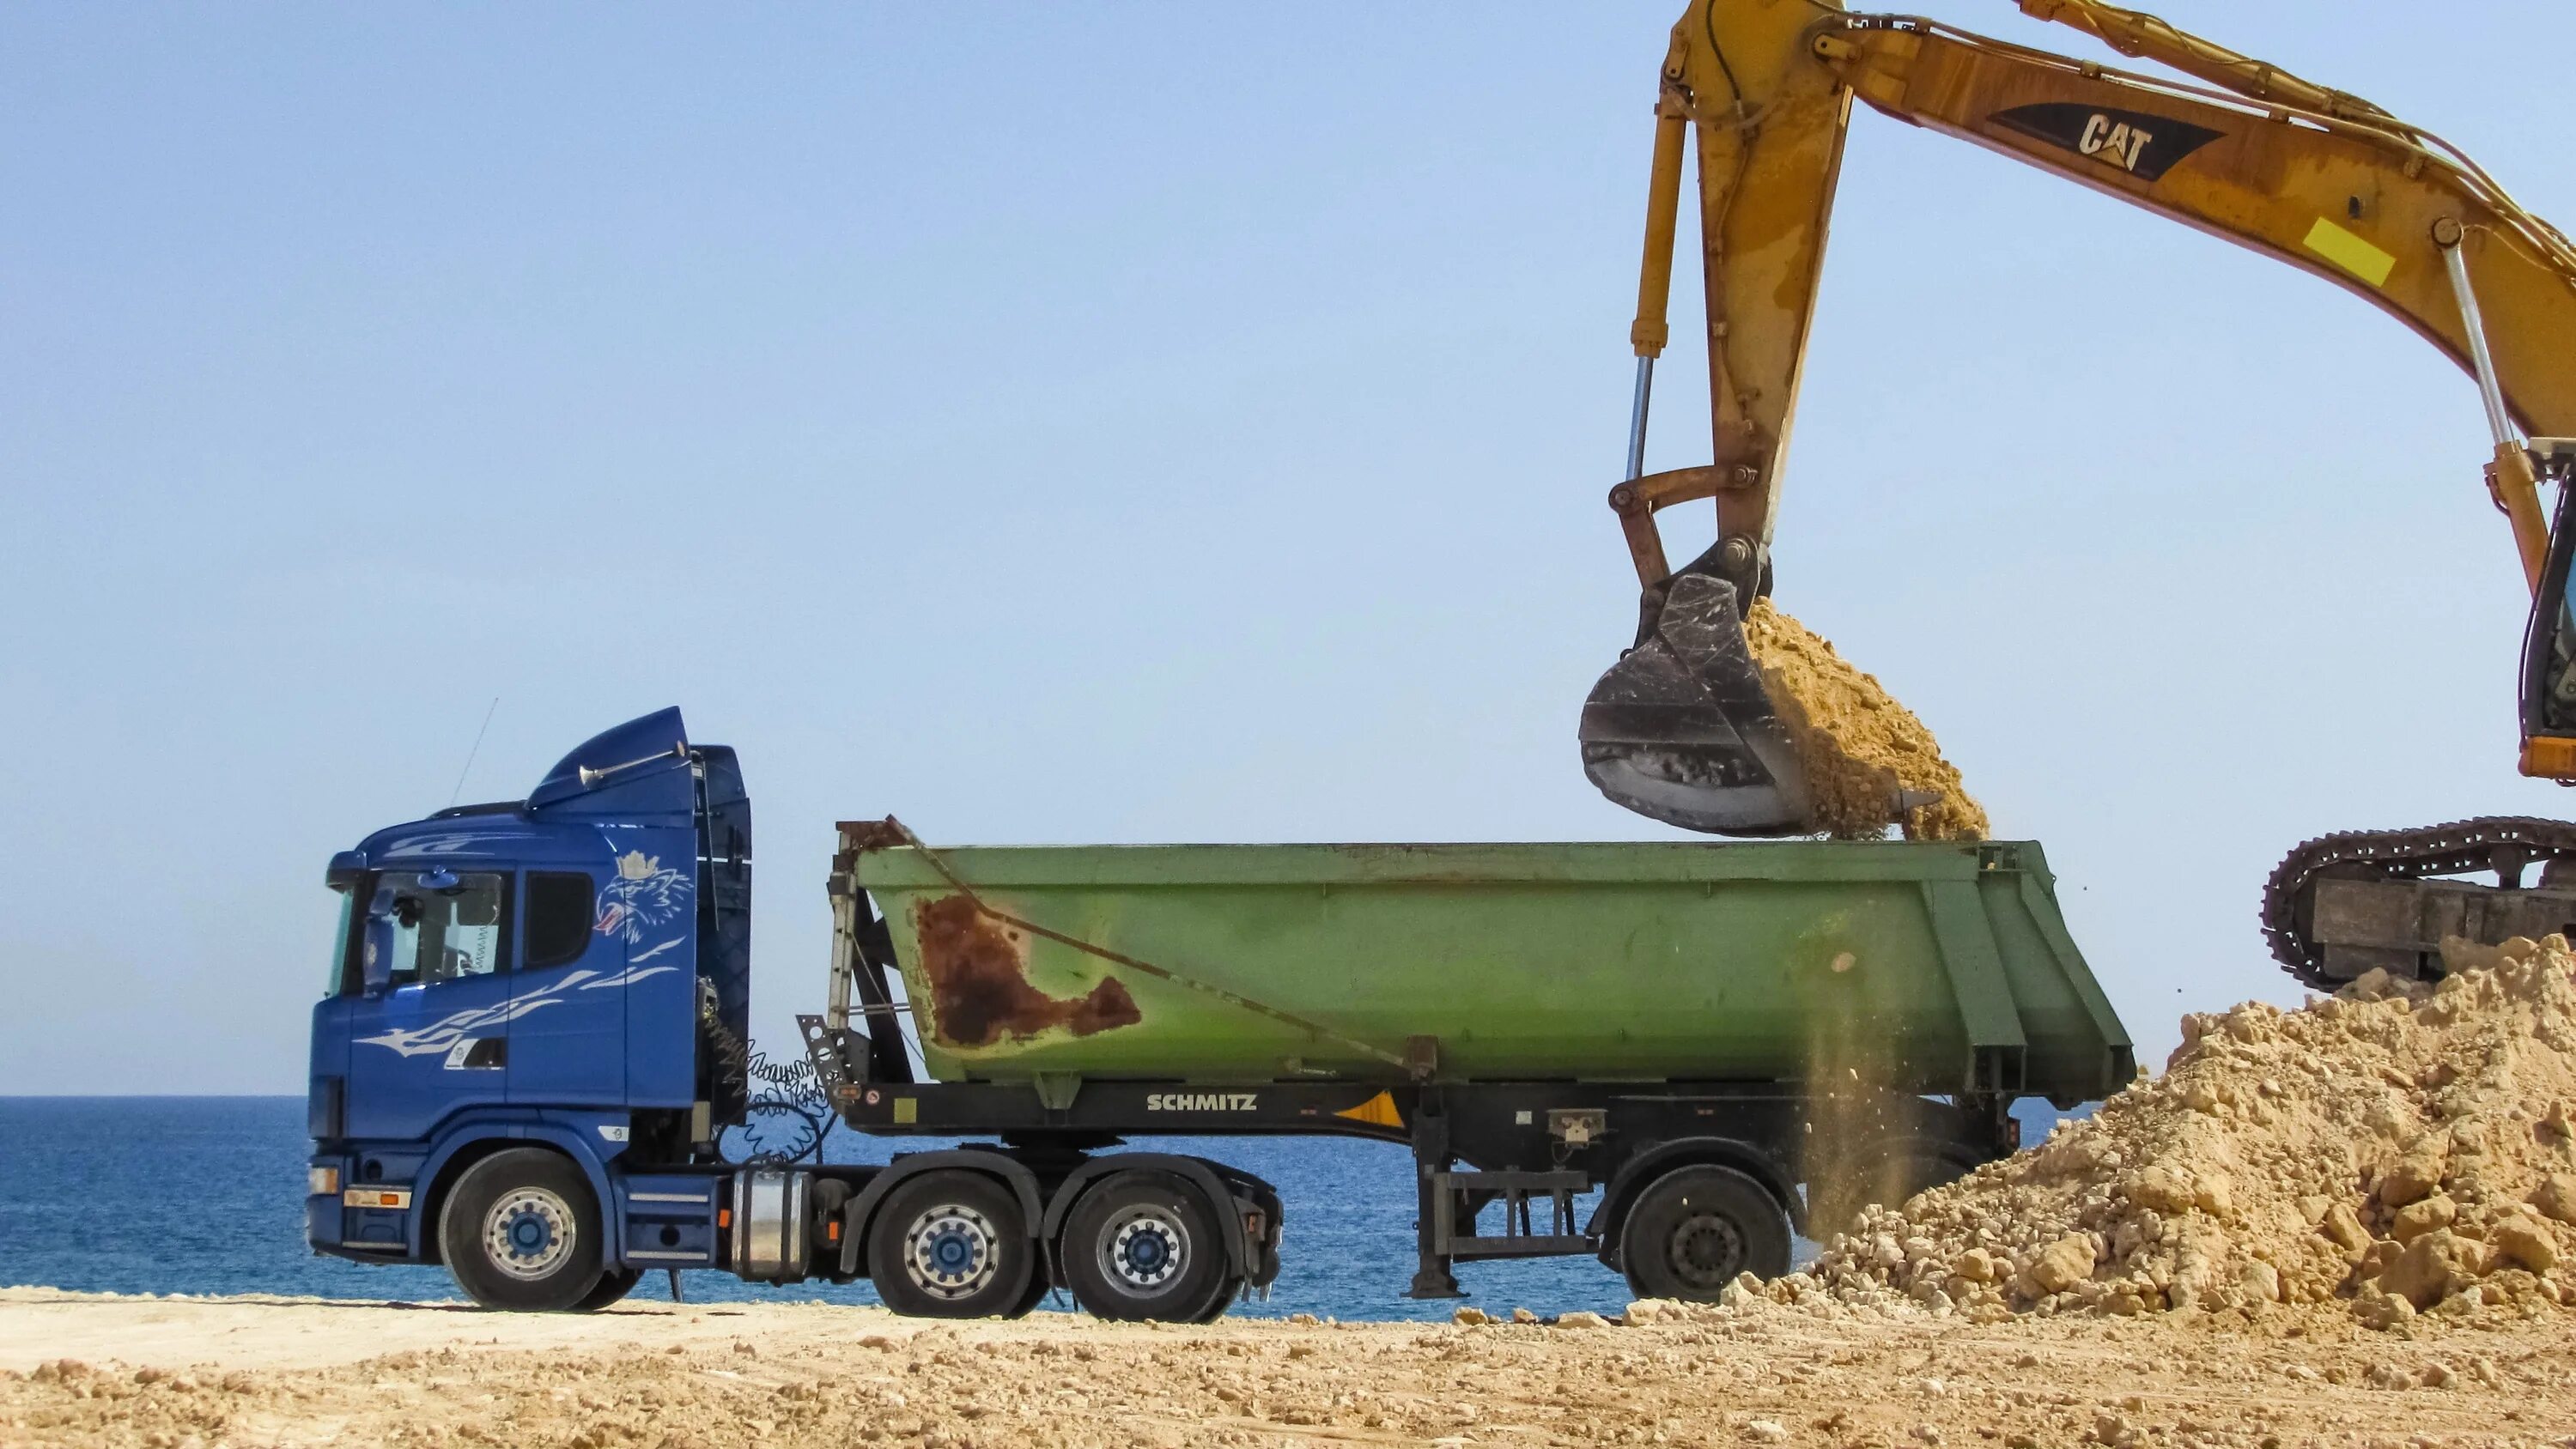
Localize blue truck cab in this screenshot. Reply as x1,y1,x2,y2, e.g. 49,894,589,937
307,708,753,1308
307,707,1285,1320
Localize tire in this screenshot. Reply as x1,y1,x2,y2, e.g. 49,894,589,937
575,1268,644,1311
1186,1274,1242,1325
1061,1170,1232,1323
1009,1269,1055,1319
1619,1165,1792,1302
439,1148,607,1313
865,1171,1036,1319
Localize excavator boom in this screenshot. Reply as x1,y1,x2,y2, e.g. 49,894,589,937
1581,0,2576,838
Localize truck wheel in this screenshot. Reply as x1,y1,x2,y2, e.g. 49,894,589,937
575,1268,643,1311
866,1172,1035,1319
1619,1165,1790,1302
1061,1170,1231,1322
439,1149,606,1313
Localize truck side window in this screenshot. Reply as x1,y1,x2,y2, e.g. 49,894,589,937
368,873,511,987
524,871,595,971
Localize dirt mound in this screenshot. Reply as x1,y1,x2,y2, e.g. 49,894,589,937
1741,601,1988,841
1704,936,2576,1331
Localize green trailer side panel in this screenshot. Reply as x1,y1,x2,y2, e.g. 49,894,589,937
848,838,2130,1102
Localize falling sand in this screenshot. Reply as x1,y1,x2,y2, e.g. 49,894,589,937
1741,599,1989,841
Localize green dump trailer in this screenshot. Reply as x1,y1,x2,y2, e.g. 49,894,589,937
803,824,2133,1316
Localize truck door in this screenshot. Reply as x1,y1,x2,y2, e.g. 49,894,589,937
341,870,515,1141
504,860,641,1107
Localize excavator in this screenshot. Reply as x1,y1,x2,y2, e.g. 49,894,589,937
1574,0,2576,990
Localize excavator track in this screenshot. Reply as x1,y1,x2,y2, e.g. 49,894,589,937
2261,816,2576,991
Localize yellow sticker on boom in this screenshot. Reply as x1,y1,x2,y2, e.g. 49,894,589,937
2303,217,2397,288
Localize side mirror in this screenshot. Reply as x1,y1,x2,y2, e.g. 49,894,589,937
325,851,366,892
361,912,395,997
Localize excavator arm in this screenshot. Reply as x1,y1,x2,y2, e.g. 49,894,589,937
1581,0,2576,837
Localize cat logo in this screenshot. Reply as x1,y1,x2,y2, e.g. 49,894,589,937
2077,113,2153,173
1987,102,2225,185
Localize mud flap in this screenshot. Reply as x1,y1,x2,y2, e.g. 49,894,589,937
1578,573,1813,835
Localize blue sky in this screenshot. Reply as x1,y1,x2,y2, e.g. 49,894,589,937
5,2,2571,1094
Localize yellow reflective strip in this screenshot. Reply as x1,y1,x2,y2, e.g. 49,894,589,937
2303,217,2396,288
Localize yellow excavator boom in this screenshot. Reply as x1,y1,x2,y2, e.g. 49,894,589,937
1581,0,2576,835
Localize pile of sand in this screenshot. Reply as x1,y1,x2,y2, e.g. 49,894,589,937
1741,600,1988,841
1692,936,2576,1331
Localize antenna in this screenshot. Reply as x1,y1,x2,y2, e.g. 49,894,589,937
448,697,501,809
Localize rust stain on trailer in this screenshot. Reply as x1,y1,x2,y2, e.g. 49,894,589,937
912,895,1141,1048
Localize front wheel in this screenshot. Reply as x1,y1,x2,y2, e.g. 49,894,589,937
439,1148,606,1312
1619,1165,1791,1302
575,1267,644,1311
866,1171,1036,1319
1061,1170,1233,1323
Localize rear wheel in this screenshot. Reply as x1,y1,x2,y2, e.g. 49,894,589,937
439,1149,606,1313
866,1172,1036,1319
1062,1171,1232,1323
1619,1165,1791,1302
574,1268,644,1311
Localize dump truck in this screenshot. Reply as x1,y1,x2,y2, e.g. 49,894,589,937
306,709,2130,1319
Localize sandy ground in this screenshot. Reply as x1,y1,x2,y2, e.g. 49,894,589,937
5,1287,2573,1449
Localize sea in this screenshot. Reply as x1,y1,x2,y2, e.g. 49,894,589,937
0,1096,2069,1322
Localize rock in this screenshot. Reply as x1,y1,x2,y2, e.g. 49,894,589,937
2193,1176,2234,1219
2354,1284,2417,1331
2027,1233,2097,1294
2121,1166,2195,1214
1450,1307,1489,1326
2318,1203,2372,1255
1552,1310,1607,1330
2379,1137,2449,1207
1510,1307,1539,1325
2533,1174,2576,1226
1950,1247,1999,1283
2237,1259,2282,1303
2391,1195,2457,1243
1744,1422,1788,1444
2488,1215,2560,1273
2379,1229,2477,1309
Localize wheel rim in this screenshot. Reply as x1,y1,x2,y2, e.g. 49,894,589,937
1665,1210,1747,1293
903,1203,1000,1302
1095,1203,1192,1298
483,1187,577,1282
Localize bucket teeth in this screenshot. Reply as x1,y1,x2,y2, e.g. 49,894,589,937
1578,573,1814,835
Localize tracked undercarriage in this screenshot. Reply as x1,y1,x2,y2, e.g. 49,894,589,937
2263,817,2576,991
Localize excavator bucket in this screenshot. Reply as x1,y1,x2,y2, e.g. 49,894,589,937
1579,573,1814,835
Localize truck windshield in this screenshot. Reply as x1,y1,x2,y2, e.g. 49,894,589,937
369,873,510,987
325,890,354,997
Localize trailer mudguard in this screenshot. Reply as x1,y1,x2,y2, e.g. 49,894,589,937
1589,1136,1804,1256
1039,1153,1266,1285
410,1114,628,1262
836,1150,1048,1277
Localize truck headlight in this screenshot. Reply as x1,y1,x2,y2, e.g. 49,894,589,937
309,1165,341,1197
